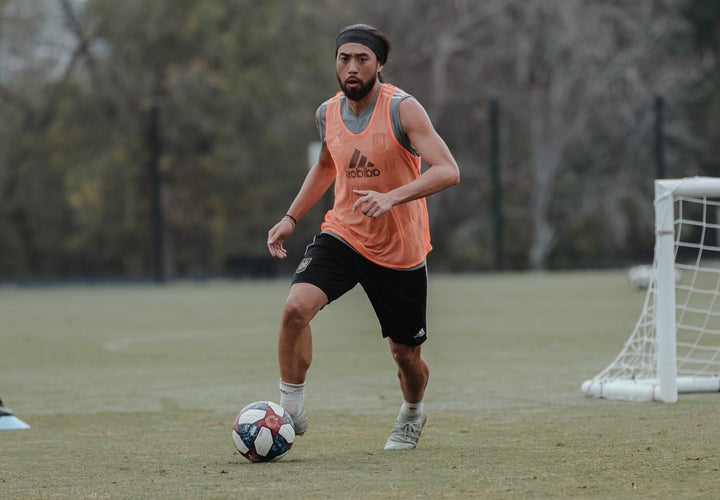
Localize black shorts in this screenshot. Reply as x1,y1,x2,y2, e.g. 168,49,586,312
292,233,428,346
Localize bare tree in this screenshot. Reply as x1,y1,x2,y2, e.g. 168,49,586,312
507,0,701,268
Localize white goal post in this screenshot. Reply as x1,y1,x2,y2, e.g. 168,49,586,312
582,177,720,402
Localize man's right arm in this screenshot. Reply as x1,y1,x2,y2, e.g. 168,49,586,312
267,141,335,259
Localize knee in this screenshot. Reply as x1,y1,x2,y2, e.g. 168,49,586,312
281,295,314,330
390,344,420,368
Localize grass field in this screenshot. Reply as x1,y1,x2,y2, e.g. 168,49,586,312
2,271,719,498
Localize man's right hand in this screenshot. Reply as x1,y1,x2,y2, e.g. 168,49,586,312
267,218,295,259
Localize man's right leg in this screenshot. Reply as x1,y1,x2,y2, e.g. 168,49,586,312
277,282,328,435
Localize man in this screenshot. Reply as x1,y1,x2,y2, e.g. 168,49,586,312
267,24,459,450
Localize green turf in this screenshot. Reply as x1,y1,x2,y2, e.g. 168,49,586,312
1,272,719,498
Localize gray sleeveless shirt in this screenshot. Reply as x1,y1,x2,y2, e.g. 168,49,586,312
315,84,418,156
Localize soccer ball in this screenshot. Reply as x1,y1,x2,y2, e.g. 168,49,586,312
627,264,654,289
627,264,682,290
232,401,295,463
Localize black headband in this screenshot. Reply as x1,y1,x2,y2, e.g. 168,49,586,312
335,29,387,64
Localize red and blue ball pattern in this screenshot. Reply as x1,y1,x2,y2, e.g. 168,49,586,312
232,401,295,463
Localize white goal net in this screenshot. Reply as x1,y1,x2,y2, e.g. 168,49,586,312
582,177,720,402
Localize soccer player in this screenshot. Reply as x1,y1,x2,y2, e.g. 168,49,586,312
267,24,460,450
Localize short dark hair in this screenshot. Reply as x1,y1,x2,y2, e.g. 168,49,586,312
336,24,391,64
335,24,391,81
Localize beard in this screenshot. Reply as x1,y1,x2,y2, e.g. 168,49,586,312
338,74,377,101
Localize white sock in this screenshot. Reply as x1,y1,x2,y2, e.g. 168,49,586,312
399,399,424,419
279,380,306,416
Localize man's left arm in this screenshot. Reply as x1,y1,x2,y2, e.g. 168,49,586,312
352,97,460,218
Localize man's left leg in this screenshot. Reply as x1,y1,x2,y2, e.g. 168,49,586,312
384,339,429,450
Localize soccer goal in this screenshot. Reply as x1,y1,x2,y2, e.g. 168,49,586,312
582,177,720,402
